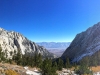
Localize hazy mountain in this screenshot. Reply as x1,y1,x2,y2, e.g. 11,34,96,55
62,22,100,62
0,28,57,59
37,42,70,49
37,42,71,57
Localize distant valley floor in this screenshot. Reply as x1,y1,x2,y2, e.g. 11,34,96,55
47,48,65,57
36,42,70,57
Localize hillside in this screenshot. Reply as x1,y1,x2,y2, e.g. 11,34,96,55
0,63,41,75
0,28,57,59
62,22,100,62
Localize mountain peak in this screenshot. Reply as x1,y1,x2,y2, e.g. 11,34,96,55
0,28,57,59
0,27,6,31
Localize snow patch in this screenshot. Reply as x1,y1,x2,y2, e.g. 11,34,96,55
94,72,100,75
26,70,41,75
24,67,28,70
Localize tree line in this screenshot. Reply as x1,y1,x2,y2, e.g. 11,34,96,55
0,45,72,75
0,45,93,75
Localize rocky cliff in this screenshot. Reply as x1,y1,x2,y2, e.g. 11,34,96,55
0,28,57,58
61,22,100,62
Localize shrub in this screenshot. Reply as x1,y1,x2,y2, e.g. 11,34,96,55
5,69,19,75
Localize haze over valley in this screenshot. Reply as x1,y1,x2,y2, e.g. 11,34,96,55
37,42,70,57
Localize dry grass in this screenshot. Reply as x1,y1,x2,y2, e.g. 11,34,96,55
91,66,100,72
0,63,41,75
70,67,75,71
5,69,19,75
0,63,25,75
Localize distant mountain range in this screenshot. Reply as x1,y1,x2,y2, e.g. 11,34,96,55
37,42,71,57
36,42,71,49
62,22,100,62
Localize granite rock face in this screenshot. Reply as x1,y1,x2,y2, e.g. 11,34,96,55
0,28,57,58
62,22,100,62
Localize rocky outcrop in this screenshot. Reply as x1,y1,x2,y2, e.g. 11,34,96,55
0,28,57,58
61,22,100,62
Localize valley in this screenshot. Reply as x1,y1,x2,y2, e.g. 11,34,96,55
1,22,100,75
1,0,100,74
37,42,70,57
0,22,100,75
47,48,65,57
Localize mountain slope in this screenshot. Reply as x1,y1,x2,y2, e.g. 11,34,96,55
0,28,57,58
61,22,100,62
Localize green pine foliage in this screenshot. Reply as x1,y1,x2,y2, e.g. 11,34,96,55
52,61,57,70
41,58,57,75
79,50,100,67
0,45,93,75
57,58,63,70
65,58,71,68
37,53,42,68
75,61,92,75
0,45,6,62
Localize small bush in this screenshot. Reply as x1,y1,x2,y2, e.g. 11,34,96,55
5,69,19,75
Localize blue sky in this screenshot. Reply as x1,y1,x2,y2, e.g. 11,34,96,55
0,0,100,42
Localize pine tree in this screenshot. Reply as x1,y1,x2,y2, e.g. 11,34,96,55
65,58,71,68
34,53,38,67
37,53,42,68
12,50,17,62
76,60,92,75
58,58,63,70
0,45,6,62
14,49,22,65
41,58,57,75
0,46,2,62
14,50,16,54
30,56,34,67
73,63,77,71
10,51,13,56
52,61,57,70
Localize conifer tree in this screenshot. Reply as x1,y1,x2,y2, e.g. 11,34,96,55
0,45,6,62
76,60,92,75
10,51,13,56
0,46,2,62
58,58,63,70
52,61,57,70
37,53,42,68
65,58,71,68
41,58,57,75
34,53,38,67
14,49,22,65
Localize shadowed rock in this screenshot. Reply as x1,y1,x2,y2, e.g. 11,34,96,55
62,22,100,62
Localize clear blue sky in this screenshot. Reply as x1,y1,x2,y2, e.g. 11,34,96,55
0,0,100,42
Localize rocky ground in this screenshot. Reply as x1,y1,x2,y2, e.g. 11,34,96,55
57,67,100,75
91,66,100,75
0,63,100,75
0,63,41,75
57,68,77,75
